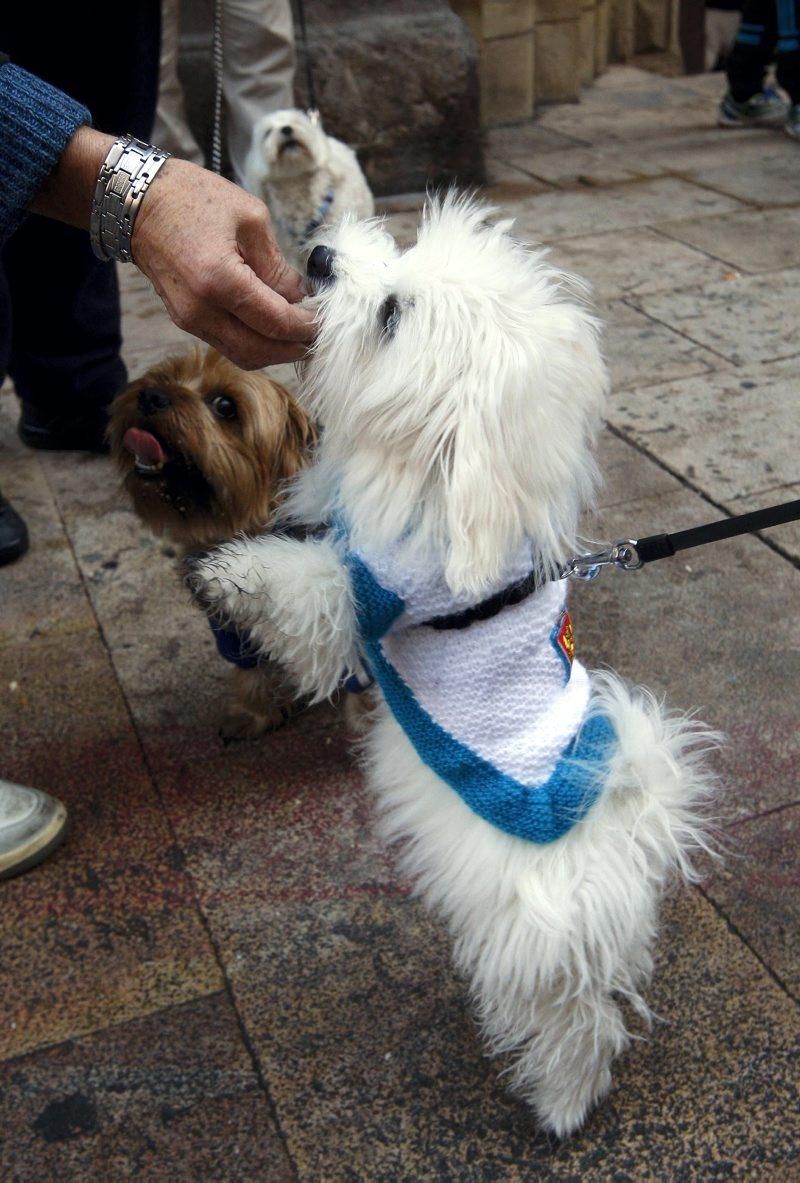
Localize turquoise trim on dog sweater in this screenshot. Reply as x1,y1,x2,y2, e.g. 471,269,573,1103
345,551,613,844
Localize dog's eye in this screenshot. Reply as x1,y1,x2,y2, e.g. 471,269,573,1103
210,394,238,421
378,294,402,339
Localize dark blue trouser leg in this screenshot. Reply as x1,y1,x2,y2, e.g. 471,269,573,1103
726,0,779,102
775,0,800,102
0,3,161,410
726,0,800,103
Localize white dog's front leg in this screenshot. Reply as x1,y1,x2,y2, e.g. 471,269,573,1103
187,534,360,702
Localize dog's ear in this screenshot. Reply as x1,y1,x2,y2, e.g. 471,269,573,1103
443,307,607,598
278,385,318,478
443,372,528,598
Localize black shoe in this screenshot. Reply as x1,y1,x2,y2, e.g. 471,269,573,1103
0,493,29,566
18,403,111,453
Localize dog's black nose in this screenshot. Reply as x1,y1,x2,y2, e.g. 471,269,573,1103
138,387,171,416
307,245,336,282
280,125,294,137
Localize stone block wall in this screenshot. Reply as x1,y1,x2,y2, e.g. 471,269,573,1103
175,0,678,189
450,0,675,126
177,0,483,197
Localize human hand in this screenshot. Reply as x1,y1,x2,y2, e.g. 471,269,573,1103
131,157,316,369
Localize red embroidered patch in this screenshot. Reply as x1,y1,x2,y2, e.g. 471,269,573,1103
555,611,574,671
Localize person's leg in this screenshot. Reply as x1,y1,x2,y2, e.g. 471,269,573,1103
775,0,800,102
725,0,779,102
3,218,127,450
778,0,800,134
1,4,161,449
0,259,29,564
705,8,744,71
152,0,206,165
222,0,296,186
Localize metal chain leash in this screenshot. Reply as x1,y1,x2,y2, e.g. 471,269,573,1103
210,0,224,174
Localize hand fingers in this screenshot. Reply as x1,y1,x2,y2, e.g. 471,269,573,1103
207,254,316,345
238,204,307,304
186,309,309,370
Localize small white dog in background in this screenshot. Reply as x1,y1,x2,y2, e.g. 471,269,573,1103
244,107,374,268
189,196,719,1137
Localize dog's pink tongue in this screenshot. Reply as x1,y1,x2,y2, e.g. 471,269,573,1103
123,427,166,465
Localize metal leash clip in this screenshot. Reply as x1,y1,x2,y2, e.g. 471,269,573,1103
561,540,643,582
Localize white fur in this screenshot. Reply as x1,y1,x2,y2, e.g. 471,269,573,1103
191,194,720,1136
243,108,374,269
191,533,359,702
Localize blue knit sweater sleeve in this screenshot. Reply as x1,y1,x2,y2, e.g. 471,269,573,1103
345,553,405,641
0,60,91,242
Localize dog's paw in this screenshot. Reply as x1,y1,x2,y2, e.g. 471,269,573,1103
219,701,295,743
184,543,265,625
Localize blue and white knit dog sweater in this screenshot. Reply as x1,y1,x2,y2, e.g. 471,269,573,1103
343,532,615,844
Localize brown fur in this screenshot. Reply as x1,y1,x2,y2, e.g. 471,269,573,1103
109,346,316,738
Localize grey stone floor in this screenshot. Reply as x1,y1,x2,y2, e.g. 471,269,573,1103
1,66,799,1180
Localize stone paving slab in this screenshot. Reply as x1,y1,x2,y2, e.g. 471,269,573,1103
485,153,567,187
547,227,735,301
0,631,223,1061
603,297,721,392
199,892,799,1182
626,124,784,176
535,87,716,145
630,268,800,367
593,427,679,510
669,136,800,207
502,177,746,244
606,363,800,501
503,143,666,188
655,206,800,275
576,476,800,822
485,122,587,162
701,805,800,1002
0,993,293,1183
0,399,96,647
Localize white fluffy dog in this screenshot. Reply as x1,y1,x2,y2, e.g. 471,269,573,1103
244,107,374,268
188,196,718,1137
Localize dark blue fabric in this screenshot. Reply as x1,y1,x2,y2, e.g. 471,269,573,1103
0,5,161,401
727,0,800,103
209,620,260,670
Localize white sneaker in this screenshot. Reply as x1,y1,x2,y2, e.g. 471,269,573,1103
718,87,788,127
0,780,69,880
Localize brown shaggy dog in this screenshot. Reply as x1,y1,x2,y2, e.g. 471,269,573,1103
109,346,316,738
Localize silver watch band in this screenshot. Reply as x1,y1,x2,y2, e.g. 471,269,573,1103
90,135,171,264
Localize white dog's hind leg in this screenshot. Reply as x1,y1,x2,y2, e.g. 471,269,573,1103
187,534,360,701
484,981,630,1138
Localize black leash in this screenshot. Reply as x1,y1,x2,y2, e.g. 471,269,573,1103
420,497,800,633
211,0,224,175
353,498,798,674
295,0,319,112
563,497,800,581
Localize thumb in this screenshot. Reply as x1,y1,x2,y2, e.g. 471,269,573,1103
238,209,306,305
